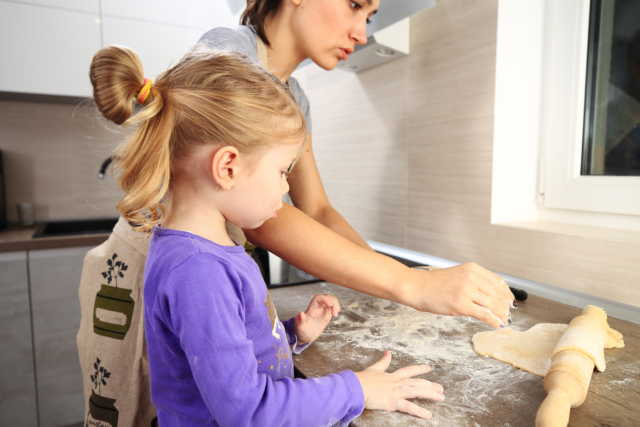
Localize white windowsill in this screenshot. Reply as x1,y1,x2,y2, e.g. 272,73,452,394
493,220,640,246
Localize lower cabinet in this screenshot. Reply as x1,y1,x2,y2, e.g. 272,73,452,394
29,246,94,427
0,251,38,427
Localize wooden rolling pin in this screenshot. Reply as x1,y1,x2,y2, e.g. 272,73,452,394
535,306,624,427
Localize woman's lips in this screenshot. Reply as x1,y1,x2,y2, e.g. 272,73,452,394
340,49,349,61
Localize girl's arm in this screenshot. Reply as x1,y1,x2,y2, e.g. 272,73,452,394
161,256,363,427
286,135,373,251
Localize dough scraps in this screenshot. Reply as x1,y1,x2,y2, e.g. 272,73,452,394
472,323,569,377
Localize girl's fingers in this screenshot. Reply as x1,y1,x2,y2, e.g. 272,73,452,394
394,398,432,420
365,350,392,372
390,364,431,379
310,294,341,317
396,378,445,401
318,294,341,316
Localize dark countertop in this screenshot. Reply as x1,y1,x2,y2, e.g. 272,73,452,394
0,225,110,253
270,282,639,427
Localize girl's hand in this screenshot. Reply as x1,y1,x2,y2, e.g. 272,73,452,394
354,350,444,420
294,294,340,345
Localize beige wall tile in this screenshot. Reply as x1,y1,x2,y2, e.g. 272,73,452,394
0,100,123,222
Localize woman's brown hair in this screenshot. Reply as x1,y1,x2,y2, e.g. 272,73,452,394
241,0,281,46
89,44,307,234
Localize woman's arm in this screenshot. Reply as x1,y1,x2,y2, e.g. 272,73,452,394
243,202,514,329
286,134,372,251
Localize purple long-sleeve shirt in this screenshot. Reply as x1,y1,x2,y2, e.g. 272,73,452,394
144,227,364,427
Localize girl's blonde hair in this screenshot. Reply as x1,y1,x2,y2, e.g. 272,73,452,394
89,44,307,234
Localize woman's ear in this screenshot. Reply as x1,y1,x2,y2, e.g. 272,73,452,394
211,146,241,190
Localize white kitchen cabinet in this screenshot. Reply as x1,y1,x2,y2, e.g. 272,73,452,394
8,0,99,14
102,16,204,83
0,0,240,98
101,0,236,31
29,246,93,427
0,1,101,97
0,251,38,427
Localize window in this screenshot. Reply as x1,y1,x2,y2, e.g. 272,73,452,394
582,0,640,177
492,0,640,232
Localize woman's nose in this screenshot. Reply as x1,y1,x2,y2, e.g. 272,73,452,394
351,19,368,45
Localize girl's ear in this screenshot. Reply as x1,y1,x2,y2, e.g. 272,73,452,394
211,146,241,190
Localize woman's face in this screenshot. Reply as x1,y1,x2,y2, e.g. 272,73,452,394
291,0,380,70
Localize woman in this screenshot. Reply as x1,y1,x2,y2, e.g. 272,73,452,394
77,1,514,426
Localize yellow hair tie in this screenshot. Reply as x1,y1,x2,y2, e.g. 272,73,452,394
136,78,153,105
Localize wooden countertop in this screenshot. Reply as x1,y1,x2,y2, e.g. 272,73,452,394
270,282,639,427
0,225,110,253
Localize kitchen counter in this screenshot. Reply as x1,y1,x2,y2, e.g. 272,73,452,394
0,225,110,253
270,282,639,427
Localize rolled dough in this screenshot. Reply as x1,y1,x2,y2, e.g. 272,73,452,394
472,323,568,377
472,305,625,377
551,306,624,372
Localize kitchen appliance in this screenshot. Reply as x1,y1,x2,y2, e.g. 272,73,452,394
252,247,322,289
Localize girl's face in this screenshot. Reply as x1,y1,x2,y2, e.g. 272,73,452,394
224,141,303,230
291,0,380,70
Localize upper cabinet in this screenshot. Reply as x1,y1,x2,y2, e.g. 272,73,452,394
0,1,102,97
0,0,240,98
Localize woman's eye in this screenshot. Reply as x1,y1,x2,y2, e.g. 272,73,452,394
350,1,372,24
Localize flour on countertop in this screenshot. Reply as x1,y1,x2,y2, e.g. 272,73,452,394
309,286,544,426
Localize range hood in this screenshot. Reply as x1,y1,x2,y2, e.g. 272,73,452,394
337,17,409,73
337,0,435,73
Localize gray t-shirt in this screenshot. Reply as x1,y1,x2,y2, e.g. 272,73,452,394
198,25,312,134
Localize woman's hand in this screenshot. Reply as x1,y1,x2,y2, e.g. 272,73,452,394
407,263,515,329
294,294,340,345
354,350,444,420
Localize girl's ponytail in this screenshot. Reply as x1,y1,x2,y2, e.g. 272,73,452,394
89,44,307,234
89,45,171,234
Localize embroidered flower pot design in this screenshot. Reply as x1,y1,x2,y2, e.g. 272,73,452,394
93,254,134,340
86,358,119,427
87,390,119,427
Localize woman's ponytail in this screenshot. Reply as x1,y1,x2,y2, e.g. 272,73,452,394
241,0,281,46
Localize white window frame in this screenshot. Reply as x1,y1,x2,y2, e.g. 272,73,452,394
491,0,640,233
541,0,640,217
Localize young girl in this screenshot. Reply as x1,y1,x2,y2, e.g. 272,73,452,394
89,45,445,426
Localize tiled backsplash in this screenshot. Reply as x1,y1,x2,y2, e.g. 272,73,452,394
0,99,124,223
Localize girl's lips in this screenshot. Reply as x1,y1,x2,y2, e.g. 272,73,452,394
340,49,349,61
